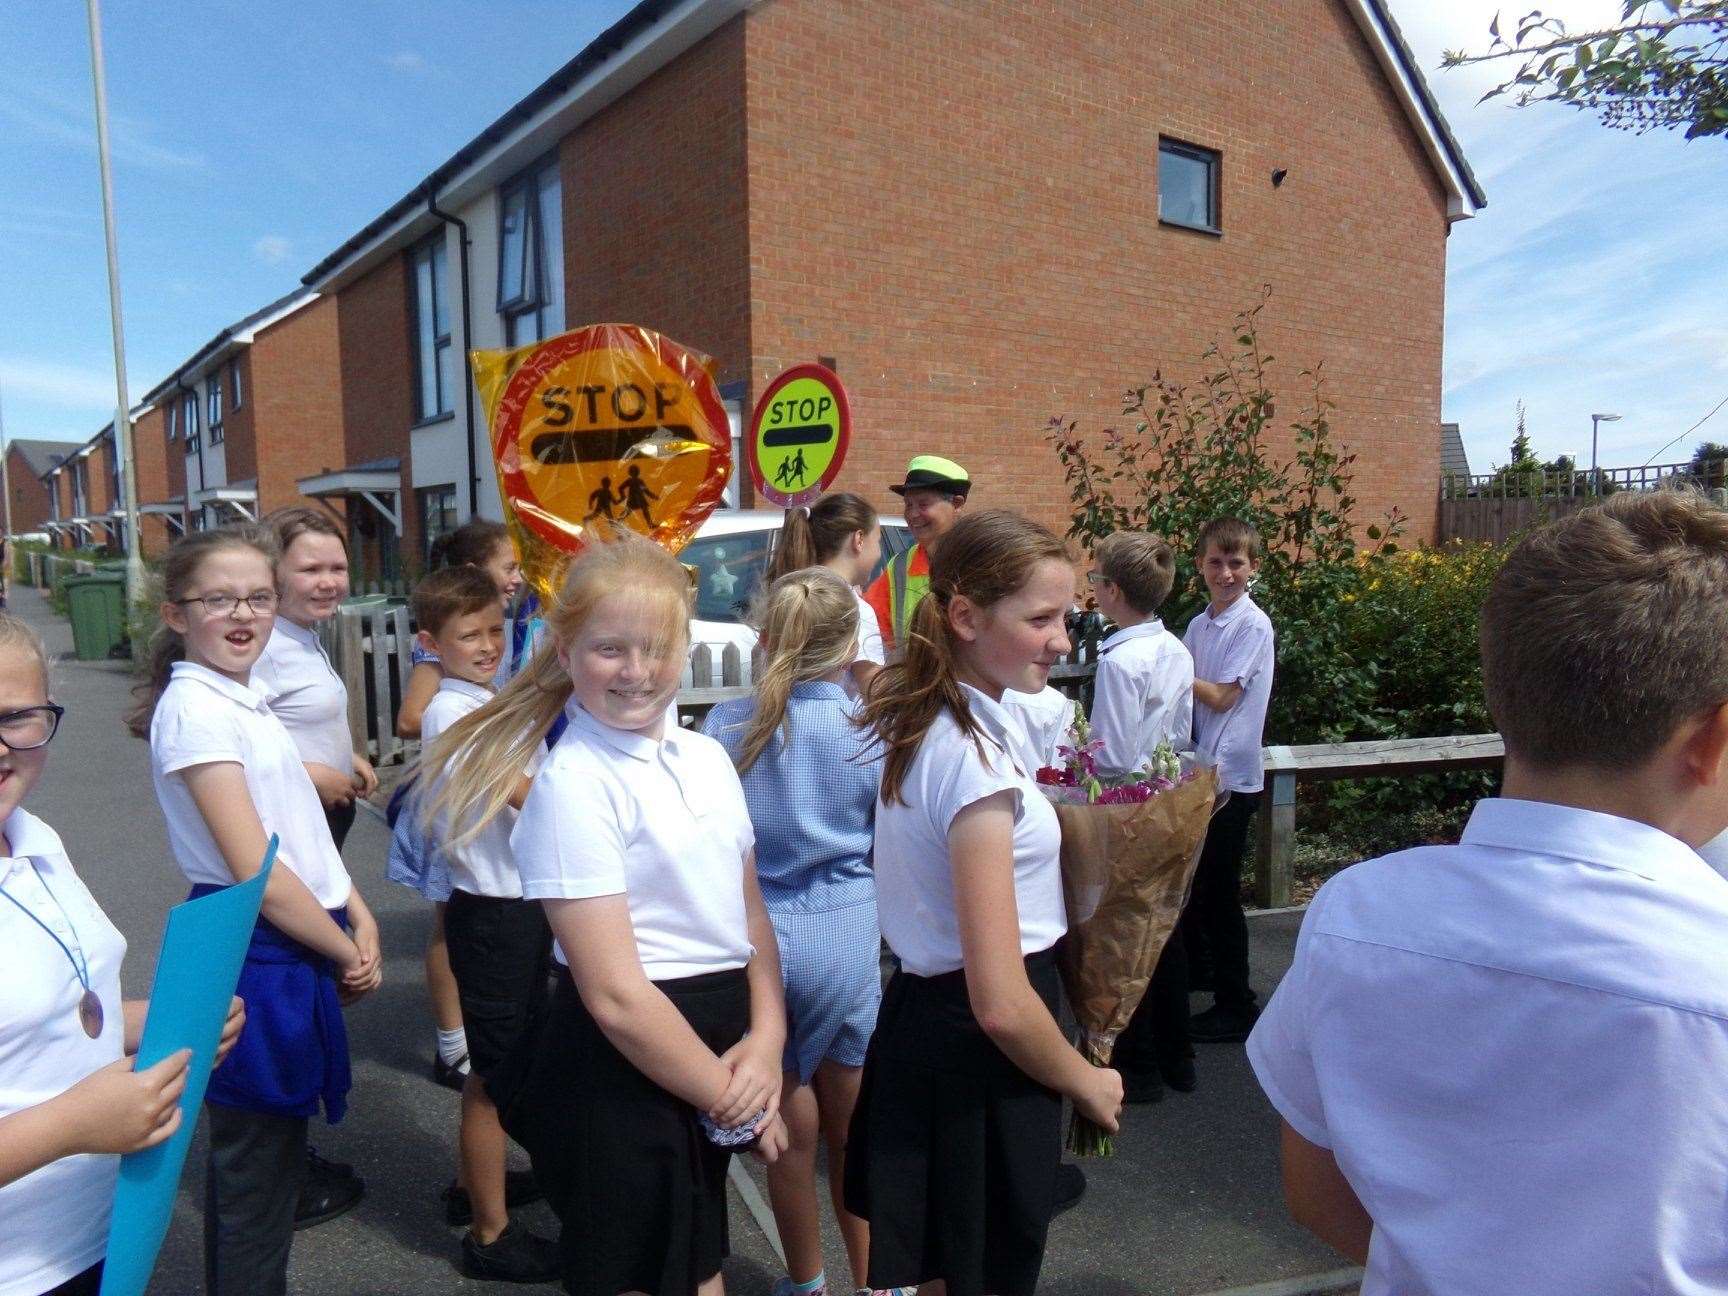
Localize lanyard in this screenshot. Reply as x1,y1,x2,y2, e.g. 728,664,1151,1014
0,861,92,996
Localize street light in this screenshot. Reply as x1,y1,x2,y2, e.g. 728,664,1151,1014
1591,413,1621,493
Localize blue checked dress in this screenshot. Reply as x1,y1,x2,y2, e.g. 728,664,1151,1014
704,682,884,1082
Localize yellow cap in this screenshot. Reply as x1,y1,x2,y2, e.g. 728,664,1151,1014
890,454,971,496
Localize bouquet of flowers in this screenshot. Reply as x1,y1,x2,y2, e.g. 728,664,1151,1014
1036,706,1218,1155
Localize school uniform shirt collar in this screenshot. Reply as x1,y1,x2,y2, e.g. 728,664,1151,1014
1462,797,1721,888
1200,594,1256,629
958,682,1032,777
270,616,322,650
169,659,271,714
563,698,686,763
789,680,848,702
0,807,64,886
1100,619,1166,653
438,676,493,706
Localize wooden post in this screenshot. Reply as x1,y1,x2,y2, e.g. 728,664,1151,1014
1255,752,1297,909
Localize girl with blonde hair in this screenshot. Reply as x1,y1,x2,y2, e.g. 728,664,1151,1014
846,509,1123,1296
420,533,788,1296
702,568,902,1296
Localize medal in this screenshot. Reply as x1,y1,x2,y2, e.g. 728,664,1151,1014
1,862,104,1040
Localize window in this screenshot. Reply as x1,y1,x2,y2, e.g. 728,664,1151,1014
1158,138,1220,234
207,372,224,443
418,485,458,561
411,236,453,421
71,461,88,517
181,390,201,456
497,157,563,347
229,358,243,410
168,402,178,441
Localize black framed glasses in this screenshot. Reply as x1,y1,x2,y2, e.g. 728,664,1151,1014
1085,571,1112,586
0,704,64,751
177,591,278,617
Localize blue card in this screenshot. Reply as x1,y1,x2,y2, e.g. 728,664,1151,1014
99,837,276,1296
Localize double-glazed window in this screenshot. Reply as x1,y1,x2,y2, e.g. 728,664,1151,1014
418,485,458,562
229,358,243,410
181,390,201,456
208,372,224,443
411,236,453,422
1158,138,1221,235
497,158,563,347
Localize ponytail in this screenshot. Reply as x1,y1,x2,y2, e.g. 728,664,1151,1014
764,492,877,585
126,527,279,739
858,509,1069,805
727,567,858,774
764,507,819,585
428,517,509,571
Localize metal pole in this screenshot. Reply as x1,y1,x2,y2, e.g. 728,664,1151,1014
85,0,146,610
1591,415,1600,494
1,383,12,602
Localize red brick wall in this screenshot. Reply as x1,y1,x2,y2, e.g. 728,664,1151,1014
6,449,60,535
221,352,258,486
336,259,417,556
559,17,750,388
51,471,74,549
131,406,174,555
738,0,1449,541
246,296,349,521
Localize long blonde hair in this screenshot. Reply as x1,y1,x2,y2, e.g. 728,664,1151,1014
725,567,858,774
418,533,691,845
859,509,1069,805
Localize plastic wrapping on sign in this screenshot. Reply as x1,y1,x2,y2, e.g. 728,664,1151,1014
472,323,733,600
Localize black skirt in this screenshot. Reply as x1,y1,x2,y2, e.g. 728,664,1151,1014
494,966,750,1296
844,945,1064,1296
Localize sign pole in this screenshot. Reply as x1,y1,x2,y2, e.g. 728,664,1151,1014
86,0,146,610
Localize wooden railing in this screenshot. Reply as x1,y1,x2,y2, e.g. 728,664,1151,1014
1253,734,1505,907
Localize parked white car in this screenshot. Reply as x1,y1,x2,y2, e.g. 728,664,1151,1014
676,509,913,678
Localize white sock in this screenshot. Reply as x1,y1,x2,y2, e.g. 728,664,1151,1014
437,1027,469,1069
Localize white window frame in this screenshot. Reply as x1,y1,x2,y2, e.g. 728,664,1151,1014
410,236,453,422
497,156,563,347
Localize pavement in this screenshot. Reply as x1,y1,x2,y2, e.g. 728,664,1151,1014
14,586,1359,1295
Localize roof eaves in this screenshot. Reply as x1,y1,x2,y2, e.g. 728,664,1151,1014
137,285,314,407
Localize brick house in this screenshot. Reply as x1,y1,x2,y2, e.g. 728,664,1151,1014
304,0,1480,546
134,289,349,549
6,440,81,538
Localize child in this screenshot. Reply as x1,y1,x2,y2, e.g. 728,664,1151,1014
395,517,529,1093
253,508,376,853
848,509,1123,1296
1003,683,1076,772
764,493,887,696
702,568,900,1296
0,613,242,1296
1248,489,1728,1291
1085,532,1198,1102
1181,517,1274,1044
411,567,556,1282
419,533,789,1296
128,527,382,1296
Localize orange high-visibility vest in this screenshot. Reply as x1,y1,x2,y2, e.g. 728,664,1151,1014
864,544,930,654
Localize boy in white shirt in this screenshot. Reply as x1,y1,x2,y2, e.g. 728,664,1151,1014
1085,532,1197,1101
1248,489,1728,1293
412,568,556,1284
1182,518,1275,1044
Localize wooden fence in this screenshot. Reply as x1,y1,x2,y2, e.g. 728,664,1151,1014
1438,461,1728,545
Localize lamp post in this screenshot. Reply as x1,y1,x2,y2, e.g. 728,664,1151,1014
1591,413,1621,494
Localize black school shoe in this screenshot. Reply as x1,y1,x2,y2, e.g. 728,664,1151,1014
443,1170,545,1227
432,1051,470,1092
1189,1003,1261,1044
294,1151,364,1231
460,1220,561,1284
1121,1069,1165,1105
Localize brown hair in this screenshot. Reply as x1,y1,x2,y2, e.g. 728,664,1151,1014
125,527,279,738
1482,488,1728,770
724,567,858,774
419,532,691,845
860,509,1069,805
412,566,502,640
764,492,878,584
264,505,344,559
1196,517,1262,562
1095,531,1176,614
428,517,510,571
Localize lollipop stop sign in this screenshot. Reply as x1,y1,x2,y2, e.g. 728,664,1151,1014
747,363,851,509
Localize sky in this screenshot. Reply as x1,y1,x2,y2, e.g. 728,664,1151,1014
0,1,1723,478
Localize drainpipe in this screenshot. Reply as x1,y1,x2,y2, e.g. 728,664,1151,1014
424,184,480,517
176,374,203,523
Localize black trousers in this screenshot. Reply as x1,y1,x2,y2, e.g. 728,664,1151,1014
324,800,356,853
1179,791,1261,1010
204,1105,307,1296
1113,925,1190,1075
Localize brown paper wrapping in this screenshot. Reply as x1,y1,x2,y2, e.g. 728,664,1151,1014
1054,767,1220,1062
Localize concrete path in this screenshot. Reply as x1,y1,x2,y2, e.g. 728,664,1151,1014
12,588,1356,1295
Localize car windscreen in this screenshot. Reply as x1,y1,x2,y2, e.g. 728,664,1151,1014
680,524,911,624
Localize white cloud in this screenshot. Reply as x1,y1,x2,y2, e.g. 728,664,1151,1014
385,51,428,74
0,77,205,171
0,357,118,413
252,234,293,265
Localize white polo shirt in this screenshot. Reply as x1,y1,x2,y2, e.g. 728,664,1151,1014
1184,595,1274,793
421,677,540,899
150,662,353,908
1088,620,1194,776
252,616,353,773
1248,798,1728,1295
1002,685,1075,771
513,702,754,980
0,809,127,1296
839,589,887,702
873,684,1066,977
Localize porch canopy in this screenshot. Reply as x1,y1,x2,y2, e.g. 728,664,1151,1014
297,458,402,534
